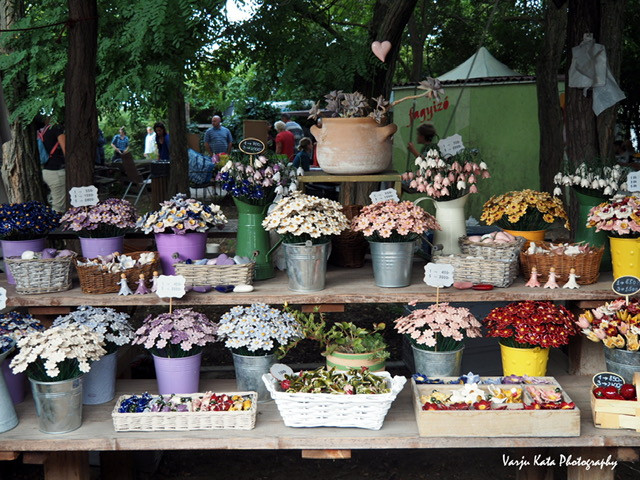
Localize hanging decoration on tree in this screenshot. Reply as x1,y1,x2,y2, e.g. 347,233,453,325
371,41,392,62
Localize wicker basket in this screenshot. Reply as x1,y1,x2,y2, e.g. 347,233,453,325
6,254,77,294
173,262,255,286
76,251,159,294
459,235,526,262
262,372,406,430
329,205,368,268
432,253,519,288
519,241,603,285
111,391,258,431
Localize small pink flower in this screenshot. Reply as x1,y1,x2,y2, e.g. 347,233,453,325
469,184,478,194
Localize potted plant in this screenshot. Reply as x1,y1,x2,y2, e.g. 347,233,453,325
262,192,349,291
393,302,482,376
60,198,137,259
52,306,134,405
484,301,577,377
351,200,440,287
0,336,18,433
217,303,301,401
0,201,60,284
10,324,106,433
403,148,490,254
576,298,640,383
586,195,640,278
131,308,218,394
137,194,227,275
480,189,570,242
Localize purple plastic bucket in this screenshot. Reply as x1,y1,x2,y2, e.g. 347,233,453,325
153,352,202,394
79,236,124,259
1,238,46,284
1,361,26,404
154,232,206,275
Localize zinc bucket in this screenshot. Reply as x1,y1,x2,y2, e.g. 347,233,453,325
604,348,640,384
500,342,549,377
411,345,464,377
369,241,413,288
29,376,83,434
283,242,330,292
83,351,118,405
232,352,275,402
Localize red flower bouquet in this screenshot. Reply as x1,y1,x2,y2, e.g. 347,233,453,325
484,301,578,349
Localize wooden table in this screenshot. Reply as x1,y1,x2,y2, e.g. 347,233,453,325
297,169,403,202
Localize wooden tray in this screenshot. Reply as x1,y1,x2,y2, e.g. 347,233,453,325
591,372,640,431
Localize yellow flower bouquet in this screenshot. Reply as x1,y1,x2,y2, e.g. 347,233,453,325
480,189,570,231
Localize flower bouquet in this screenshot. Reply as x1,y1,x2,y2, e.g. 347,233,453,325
0,335,14,356
0,201,60,241
60,198,137,238
586,195,640,238
0,312,44,342
553,161,628,198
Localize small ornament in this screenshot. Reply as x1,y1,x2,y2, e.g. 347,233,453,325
371,40,392,62
563,268,580,289
543,267,559,289
134,274,150,294
150,271,159,293
233,284,254,293
525,267,540,288
214,285,234,293
192,285,212,293
118,273,133,296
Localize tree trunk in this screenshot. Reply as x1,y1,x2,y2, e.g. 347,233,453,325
407,14,426,82
536,1,567,193
65,0,98,192
167,85,189,197
0,0,46,203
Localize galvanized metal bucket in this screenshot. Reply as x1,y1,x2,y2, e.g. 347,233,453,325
369,241,413,288
30,376,83,434
283,242,330,292
83,351,117,405
412,345,464,377
604,348,640,384
232,352,275,402
0,341,18,433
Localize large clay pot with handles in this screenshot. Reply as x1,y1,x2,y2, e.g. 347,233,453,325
311,117,398,174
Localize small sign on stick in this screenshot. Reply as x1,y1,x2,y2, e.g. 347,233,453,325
238,138,266,155
612,275,640,305
627,171,640,192
69,186,99,207
370,188,399,204
437,134,465,158
592,372,625,389
424,263,455,288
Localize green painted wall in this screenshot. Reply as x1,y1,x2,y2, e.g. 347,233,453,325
392,82,541,220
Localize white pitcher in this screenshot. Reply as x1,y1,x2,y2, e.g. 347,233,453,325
415,194,468,255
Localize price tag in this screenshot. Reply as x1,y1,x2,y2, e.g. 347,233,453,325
238,137,266,155
155,275,187,299
592,372,625,389
437,134,465,158
270,363,294,381
424,263,455,288
369,188,399,204
69,186,99,207
612,276,640,297
0,287,6,310
627,171,640,192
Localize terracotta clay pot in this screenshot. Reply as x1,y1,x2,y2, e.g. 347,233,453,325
311,117,398,174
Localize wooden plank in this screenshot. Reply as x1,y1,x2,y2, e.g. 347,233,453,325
44,452,89,480
301,449,351,459
0,451,19,461
300,304,345,313
23,452,47,464
566,447,615,480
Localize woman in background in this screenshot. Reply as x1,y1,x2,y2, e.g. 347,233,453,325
154,122,170,161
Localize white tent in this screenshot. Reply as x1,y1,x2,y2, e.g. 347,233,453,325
437,47,521,81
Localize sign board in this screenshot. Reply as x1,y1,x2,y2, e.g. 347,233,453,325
155,275,187,299
592,372,625,389
69,186,99,207
627,171,640,192
369,188,399,204
238,137,266,155
270,363,294,381
612,276,640,297
437,134,465,158
424,263,455,288
0,287,6,310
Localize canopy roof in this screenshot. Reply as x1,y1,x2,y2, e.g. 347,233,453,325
437,47,521,81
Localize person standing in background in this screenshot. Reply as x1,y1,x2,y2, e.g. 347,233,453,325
96,128,106,165
111,126,130,163
154,122,170,161
280,112,304,146
407,123,438,158
274,121,295,161
41,122,66,212
292,137,313,171
144,126,156,159
204,115,233,155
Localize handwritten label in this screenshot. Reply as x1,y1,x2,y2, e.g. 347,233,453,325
424,263,455,288
437,134,465,158
370,188,399,204
628,171,640,192
155,275,186,299
0,287,6,310
270,363,294,381
612,276,640,296
238,137,266,155
592,372,625,389
69,186,99,207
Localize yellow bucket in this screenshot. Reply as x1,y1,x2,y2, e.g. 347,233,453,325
503,229,546,243
609,237,640,279
500,342,549,377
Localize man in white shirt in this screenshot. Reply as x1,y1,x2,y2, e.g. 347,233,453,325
144,126,156,158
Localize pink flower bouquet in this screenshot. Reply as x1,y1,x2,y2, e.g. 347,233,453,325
586,195,640,238
351,200,440,242
61,198,137,238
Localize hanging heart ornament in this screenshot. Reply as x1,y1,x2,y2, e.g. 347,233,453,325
371,41,392,62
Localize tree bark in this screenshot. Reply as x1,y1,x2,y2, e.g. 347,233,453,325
65,0,98,193
167,85,189,197
536,1,567,193
0,0,46,203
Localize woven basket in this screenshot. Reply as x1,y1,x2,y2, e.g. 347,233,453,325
262,372,406,430
173,262,255,286
329,205,368,268
111,391,258,431
6,254,77,294
76,251,159,294
432,253,519,288
519,241,603,285
459,235,526,262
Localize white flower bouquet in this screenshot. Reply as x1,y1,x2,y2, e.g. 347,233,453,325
553,162,628,197
10,324,106,381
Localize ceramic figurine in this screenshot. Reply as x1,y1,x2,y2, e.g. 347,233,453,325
118,274,133,296
563,268,580,289
150,271,159,293
134,274,150,294
543,267,559,289
525,267,540,288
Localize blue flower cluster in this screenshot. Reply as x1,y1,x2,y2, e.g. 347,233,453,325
118,392,154,413
0,336,15,355
218,172,266,201
0,201,61,240
0,312,44,341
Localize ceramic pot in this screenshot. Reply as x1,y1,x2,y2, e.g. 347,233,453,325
325,351,386,372
503,229,546,243
609,237,640,279
417,194,468,255
499,342,549,377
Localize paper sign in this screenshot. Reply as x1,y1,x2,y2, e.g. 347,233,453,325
370,188,399,204
612,276,640,297
592,372,625,389
270,364,294,381
69,186,99,207
437,134,465,158
627,171,640,192
0,287,6,310
155,275,187,299
424,263,455,288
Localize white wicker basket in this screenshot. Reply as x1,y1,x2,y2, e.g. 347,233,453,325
111,391,258,431
262,372,406,430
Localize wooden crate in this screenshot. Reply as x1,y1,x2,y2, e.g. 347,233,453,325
591,372,640,431
411,377,580,437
